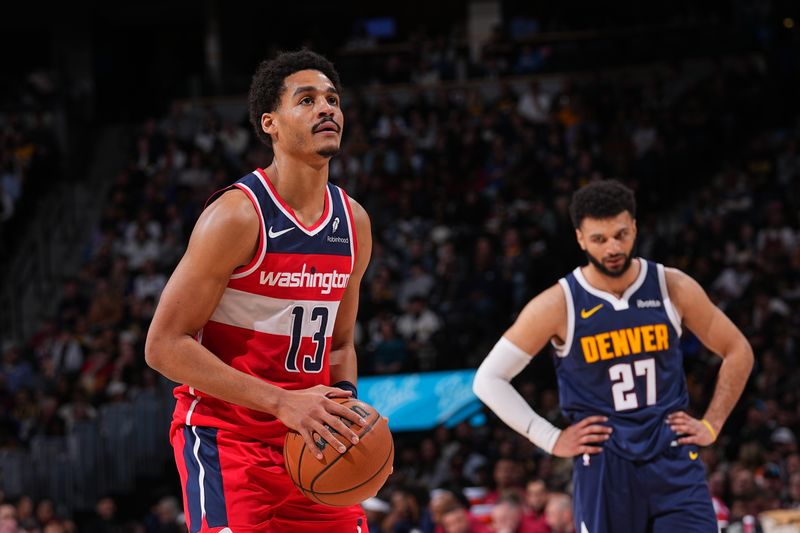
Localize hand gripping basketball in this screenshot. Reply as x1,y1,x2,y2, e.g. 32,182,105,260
284,398,394,507
276,385,364,459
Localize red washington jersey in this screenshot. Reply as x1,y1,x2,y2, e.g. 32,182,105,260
172,168,357,445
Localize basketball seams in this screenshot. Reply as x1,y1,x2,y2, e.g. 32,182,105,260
311,439,394,498
284,399,393,506
308,405,382,493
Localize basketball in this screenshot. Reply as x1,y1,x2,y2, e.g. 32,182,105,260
283,397,394,507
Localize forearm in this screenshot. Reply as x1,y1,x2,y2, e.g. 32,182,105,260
473,337,561,453
145,334,285,414
702,342,754,433
329,344,358,385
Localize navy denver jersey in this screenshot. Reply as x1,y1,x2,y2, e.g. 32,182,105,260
552,258,687,461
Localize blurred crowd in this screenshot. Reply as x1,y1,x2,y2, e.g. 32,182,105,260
0,45,799,532
0,71,60,255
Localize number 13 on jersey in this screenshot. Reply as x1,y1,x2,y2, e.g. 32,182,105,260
285,305,328,373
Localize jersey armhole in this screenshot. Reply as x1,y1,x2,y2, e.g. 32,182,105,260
229,182,267,279
656,263,683,337
339,187,358,272
551,278,575,357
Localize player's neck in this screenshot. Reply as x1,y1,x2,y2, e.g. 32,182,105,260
583,258,641,298
264,154,329,226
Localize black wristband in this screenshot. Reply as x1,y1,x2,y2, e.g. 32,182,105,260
333,380,358,399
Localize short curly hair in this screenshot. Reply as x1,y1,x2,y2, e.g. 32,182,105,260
569,180,637,228
248,50,342,147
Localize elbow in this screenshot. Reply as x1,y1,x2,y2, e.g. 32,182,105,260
472,364,489,402
144,332,166,372
743,341,755,375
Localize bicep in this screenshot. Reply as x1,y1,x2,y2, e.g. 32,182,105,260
503,284,568,356
669,270,747,357
149,193,259,339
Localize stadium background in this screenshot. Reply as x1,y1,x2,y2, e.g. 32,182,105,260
1,0,799,531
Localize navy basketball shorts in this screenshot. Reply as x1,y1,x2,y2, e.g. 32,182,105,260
572,444,718,533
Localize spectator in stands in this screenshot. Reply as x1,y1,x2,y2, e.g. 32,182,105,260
396,296,442,370
490,496,527,533
382,486,431,533
544,493,573,533
143,496,181,533
83,496,120,533
0,504,19,533
372,317,410,374
440,503,489,533
484,459,525,504
362,497,391,533
522,480,548,531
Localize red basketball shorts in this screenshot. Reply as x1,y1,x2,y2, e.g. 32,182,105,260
171,424,368,532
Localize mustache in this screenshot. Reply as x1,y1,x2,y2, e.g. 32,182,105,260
312,117,341,133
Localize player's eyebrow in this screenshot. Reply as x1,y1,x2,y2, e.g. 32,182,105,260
292,86,339,97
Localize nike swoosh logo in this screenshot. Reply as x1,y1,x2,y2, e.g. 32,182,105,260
580,303,604,319
268,226,295,238
689,451,698,460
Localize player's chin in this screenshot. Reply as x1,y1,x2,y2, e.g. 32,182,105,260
315,143,341,158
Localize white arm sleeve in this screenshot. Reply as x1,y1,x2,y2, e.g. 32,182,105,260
472,336,562,454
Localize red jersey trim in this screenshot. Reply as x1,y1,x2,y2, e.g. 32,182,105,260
230,181,268,279
339,187,358,271
254,168,332,235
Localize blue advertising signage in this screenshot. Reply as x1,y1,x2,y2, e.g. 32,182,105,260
358,370,482,432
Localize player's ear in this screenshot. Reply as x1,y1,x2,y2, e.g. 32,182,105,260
575,228,586,251
262,112,277,139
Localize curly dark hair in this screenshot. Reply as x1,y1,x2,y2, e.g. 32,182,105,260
569,179,637,228
248,50,342,147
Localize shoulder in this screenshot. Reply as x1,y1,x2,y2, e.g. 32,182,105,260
540,282,568,308
344,195,370,226
518,283,567,323
663,266,707,309
505,282,567,353
343,195,372,241
663,266,700,293
199,188,258,232
188,188,259,265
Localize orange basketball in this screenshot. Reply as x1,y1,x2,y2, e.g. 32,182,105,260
283,397,394,507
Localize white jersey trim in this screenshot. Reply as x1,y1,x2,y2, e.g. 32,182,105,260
551,279,575,357
230,180,268,280
209,288,340,338
255,171,334,237
656,263,683,337
572,258,648,311
338,187,356,272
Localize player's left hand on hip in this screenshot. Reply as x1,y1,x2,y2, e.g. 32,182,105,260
667,411,717,446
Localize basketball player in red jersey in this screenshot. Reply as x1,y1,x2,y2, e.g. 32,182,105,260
146,51,372,532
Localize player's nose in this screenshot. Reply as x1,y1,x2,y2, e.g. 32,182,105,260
318,98,335,115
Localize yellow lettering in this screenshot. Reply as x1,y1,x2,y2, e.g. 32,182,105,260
582,324,670,362
642,325,657,352
596,333,614,360
581,336,599,363
625,327,642,354
655,324,669,350
609,330,631,357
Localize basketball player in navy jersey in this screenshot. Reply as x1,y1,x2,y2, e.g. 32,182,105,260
473,180,753,532
146,51,372,532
